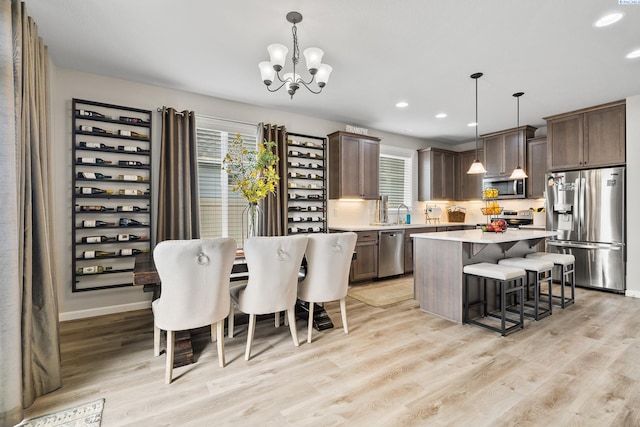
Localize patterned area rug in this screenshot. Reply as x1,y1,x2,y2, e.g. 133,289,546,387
19,399,104,427
348,277,414,307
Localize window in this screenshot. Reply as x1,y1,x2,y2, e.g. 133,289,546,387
379,147,415,209
195,116,258,246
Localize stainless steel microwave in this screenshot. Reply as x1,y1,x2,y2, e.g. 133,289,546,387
482,177,526,199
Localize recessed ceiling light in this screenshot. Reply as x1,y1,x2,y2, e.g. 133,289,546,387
467,122,478,127
626,49,640,59
395,101,409,108
435,113,447,119
594,12,624,27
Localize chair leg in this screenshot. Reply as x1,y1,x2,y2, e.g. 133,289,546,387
284,311,289,326
165,330,174,384
245,314,256,361
154,325,161,357
216,320,225,368
287,308,299,347
275,312,280,328
340,298,349,334
211,323,216,342
307,301,315,344
228,302,235,338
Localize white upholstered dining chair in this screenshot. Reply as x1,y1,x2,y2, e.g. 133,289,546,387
229,235,308,360
152,238,236,384
297,232,358,343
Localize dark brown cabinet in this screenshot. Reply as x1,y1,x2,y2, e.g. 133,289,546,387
457,149,484,200
350,231,378,282
526,137,547,199
418,148,456,201
545,101,625,171
482,126,536,178
328,131,380,200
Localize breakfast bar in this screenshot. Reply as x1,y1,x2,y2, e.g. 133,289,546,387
411,229,559,323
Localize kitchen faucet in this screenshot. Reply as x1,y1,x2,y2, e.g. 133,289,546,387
397,203,410,224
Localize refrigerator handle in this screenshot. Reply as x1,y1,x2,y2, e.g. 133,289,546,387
573,177,581,234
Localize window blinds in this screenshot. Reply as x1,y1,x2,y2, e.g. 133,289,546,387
379,154,412,208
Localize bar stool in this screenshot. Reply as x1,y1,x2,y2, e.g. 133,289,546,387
463,262,525,336
525,252,575,308
498,257,553,321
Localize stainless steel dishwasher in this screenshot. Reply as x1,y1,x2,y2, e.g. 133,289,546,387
378,229,405,278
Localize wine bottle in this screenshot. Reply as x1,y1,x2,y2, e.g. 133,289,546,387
117,234,147,241
118,189,144,196
288,161,300,168
117,160,144,167
82,250,116,259
288,150,300,156
79,205,115,212
79,141,115,150
118,174,147,182
77,172,112,180
118,130,148,138
76,265,113,275
116,205,144,212
118,116,148,124
288,226,299,233
80,125,113,134
75,109,110,118
76,187,114,195
119,248,149,256
119,218,147,227
81,235,111,243
309,163,320,169
307,173,319,179
289,172,306,178
117,145,148,153
77,157,112,165
82,219,115,228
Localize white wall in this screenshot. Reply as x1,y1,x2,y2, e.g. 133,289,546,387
51,66,434,320
625,94,640,297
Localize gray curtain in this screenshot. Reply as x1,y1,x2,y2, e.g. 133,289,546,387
157,107,200,242
1,1,61,425
260,123,287,236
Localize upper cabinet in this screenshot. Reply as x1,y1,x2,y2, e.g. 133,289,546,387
526,137,547,199
482,126,537,178
545,100,625,171
457,149,484,200
328,131,381,199
418,148,456,201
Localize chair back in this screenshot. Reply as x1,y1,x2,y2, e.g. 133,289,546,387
239,235,308,314
298,232,357,302
153,238,236,331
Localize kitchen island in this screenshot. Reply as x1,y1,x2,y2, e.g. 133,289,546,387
411,229,559,323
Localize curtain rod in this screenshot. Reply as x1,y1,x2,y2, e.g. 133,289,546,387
156,108,257,127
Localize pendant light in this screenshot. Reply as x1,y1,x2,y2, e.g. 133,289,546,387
467,72,487,174
509,91,528,179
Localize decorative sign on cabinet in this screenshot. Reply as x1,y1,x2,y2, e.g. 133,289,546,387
286,133,327,234
72,98,152,292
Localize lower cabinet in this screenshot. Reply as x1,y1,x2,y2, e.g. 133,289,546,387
350,231,378,282
404,228,435,273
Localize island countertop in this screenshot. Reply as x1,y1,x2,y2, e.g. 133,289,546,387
411,228,558,243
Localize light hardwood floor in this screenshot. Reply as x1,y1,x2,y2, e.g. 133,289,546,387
23,281,640,426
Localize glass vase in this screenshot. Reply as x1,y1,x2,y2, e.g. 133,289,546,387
242,202,262,243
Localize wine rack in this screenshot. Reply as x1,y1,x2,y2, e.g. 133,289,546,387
286,133,327,234
72,98,152,292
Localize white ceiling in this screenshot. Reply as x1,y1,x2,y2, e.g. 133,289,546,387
25,0,640,145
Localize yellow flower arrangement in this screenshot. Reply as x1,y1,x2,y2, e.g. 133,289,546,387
223,134,279,203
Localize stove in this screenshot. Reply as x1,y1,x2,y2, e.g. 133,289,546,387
494,210,533,228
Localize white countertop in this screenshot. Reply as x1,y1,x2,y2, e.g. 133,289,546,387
411,228,559,243
329,223,474,232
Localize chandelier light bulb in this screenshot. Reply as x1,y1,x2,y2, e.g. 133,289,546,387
303,47,324,73
315,64,332,87
267,44,288,71
258,61,276,86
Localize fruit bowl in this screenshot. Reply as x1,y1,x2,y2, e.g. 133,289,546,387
481,207,503,215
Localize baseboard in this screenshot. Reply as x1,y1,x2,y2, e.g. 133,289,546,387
625,289,640,298
59,301,152,322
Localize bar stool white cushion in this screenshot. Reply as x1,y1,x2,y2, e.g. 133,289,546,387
525,252,575,266
463,262,526,281
498,257,554,272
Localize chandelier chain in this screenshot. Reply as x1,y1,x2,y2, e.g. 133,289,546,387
291,24,300,66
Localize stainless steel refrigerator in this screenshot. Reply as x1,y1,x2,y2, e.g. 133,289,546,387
546,167,626,292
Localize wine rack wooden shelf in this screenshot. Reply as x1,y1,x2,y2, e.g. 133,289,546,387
72,98,152,292
286,133,327,234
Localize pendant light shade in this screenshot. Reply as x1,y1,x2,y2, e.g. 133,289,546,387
467,72,487,175
509,91,528,179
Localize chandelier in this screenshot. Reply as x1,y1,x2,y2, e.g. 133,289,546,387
258,11,333,99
